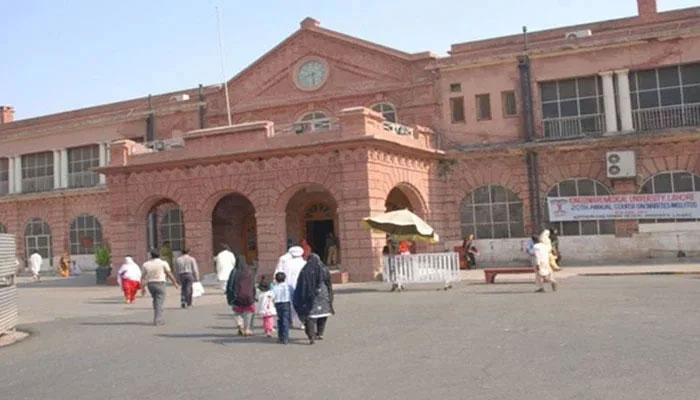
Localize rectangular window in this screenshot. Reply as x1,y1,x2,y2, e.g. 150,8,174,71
502,91,517,117
629,62,700,130
450,97,465,123
68,144,100,188
540,76,605,138
450,83,462,93
475,94,491,120
0,158,8,196
22,151,54,193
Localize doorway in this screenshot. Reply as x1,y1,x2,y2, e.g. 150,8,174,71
306,219,334,262
26,235,52,270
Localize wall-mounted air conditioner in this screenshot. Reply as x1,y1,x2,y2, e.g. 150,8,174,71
565,29,592,39
606,151,636,178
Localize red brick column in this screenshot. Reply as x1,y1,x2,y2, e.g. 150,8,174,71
337,203,385,281
612,179,639,237
184,212,213,275
255,211,286,277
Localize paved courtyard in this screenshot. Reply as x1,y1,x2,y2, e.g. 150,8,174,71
1,272,699,400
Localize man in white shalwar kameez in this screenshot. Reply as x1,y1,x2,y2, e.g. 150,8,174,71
28,252,42,281
215,245,236,292
275,246,306,328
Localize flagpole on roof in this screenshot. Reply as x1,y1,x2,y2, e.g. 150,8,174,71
216,6,233,126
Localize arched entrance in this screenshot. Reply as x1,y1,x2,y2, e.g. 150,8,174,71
24,218,52,270
146,199,185,261
385,187,415,213
211,193,257,264
384,184,427,253
285,184,338,263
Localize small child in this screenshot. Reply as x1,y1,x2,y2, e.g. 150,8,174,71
256,276,277,338
272,272,293,345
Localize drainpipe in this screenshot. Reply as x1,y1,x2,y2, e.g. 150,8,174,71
519,26,542,232
198,84,206,129
146,94,155,142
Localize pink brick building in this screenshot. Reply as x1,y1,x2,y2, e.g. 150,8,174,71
2,0,700,280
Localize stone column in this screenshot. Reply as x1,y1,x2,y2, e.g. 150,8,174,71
612,179,638,237
13,155,22,194
98,142,108,185
7,157,15,194
255,211,287,277
53,150,61,189
615,69,634,132
599,71,618,134
336,204,385,281
59,149,69,188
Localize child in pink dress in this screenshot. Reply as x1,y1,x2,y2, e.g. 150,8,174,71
256,277,277,337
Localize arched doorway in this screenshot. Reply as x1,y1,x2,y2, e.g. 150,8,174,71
146,200,185,261
384,184,427,253
285,184,338,263
24,218,52,270
211,193,257,264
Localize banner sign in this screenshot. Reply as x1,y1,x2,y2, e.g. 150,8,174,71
547,192,700,221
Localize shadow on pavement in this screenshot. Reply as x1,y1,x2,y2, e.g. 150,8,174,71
156,332,309,346
80,321,154,327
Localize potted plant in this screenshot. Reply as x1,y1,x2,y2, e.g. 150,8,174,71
94,246,112,285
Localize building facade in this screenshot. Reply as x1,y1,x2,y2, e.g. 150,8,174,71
2,0,700,280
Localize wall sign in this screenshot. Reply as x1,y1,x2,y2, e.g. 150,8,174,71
547,192,700,221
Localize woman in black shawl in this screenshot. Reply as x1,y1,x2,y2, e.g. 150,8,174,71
225,254,257,336
293,253,334,344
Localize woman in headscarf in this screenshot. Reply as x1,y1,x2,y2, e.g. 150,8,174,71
117,256,142,304
534,229,557,293
293,253,335,344
226,253,257,336
58,251,71,278
540,228,561,271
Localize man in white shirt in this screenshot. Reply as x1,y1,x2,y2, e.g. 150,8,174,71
215,244,236,292
141,249,180,325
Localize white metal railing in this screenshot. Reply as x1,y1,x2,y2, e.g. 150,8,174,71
382,252,460,290
632,103,700,132
21,176,54,193
68,171,99,188
382,121,414,136
274,119,341,136
543,114,606,139
0,181,8,196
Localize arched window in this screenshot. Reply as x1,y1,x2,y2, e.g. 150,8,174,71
0,223,6,234
460,185,524,239
160,207,184,251
299,111,331,132
546,178,614,235
70,214,103,255
24,218,52,264
371,103,397,123
639,171,700,223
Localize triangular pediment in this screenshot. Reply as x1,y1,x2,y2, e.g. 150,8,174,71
226,20,428,110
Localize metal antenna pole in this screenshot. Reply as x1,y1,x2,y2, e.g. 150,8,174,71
216,6,232,126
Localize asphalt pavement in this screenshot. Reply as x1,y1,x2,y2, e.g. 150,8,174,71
1,273,699,400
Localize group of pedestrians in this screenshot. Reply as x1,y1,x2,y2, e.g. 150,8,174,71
116,242,335,345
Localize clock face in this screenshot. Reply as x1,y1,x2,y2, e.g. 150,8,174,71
296,60,327,89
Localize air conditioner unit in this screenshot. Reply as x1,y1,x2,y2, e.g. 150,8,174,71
146,140,166,151
565,29,592,39
294,123,306,134
170,93,190,102
606,151,636,178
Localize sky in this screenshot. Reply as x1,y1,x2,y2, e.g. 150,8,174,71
1,0,698,120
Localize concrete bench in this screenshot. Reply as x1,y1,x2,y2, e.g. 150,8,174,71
483,267,533,284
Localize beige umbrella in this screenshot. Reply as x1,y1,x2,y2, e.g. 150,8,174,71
361,209,440,243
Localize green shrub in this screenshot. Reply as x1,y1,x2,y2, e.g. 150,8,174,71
94,246,111,268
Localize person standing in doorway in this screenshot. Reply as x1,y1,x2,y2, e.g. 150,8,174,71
325,232,339,267
226,253,257,337
58,251,71,278
215,244,236,293
141,249,180,325
160,241,174,275
175,248,200,309
28,251,42,281
293,254,335,344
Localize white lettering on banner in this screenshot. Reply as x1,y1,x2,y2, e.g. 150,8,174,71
547,192,700,221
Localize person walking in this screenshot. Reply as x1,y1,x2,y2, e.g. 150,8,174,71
461,234,477,268
58,251,71,278
141,249,180,326
274,246,306,328
549,227,562,270
117,256,142,304
325,232,339,267
175,248,200,309
28,251,42,281
300,239,312,260
226,254,257,336
272,271,293,345
215,244,236,293
293,254,335,344
256,277,277,338
533,230,557,293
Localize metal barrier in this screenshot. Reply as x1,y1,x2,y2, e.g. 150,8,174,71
382,252,460,290
0,233,18,334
